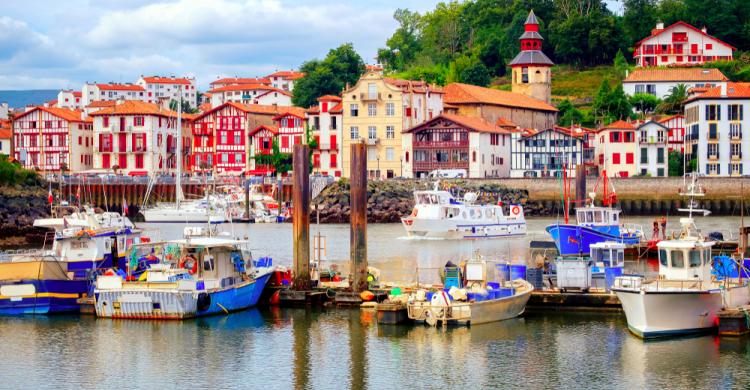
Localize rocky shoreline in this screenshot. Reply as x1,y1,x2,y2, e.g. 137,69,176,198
311,179,556,223
0,184,51,247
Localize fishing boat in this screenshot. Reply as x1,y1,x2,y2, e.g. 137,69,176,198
401,182,526,239
546,170,642,256
407,255,533,325
140,95,227,224
94,227,273,319
0,206,144,315
612,174,750,338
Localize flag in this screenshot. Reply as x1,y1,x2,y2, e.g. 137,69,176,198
122,197,129,215
47,185,53,205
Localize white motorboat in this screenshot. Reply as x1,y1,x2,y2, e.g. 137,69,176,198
612,174,750,338
401,183,526,239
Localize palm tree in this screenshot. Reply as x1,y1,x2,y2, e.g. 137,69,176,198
657,84,689,115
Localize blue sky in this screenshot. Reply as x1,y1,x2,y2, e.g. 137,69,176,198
1,0,623,91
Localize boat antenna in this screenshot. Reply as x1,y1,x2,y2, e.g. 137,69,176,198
176,86,183,210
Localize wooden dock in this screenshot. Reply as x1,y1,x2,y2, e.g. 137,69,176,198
527,290,622,312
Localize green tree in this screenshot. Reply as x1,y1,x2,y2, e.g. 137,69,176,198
623,0,658,43
459,61,491,86
657,84,689,114
668,150,685,176
557,99,584,126
292,44,365,108
377,9,422,72
613,49,629,80
253,139,292,175
169,99,199,114
607,83,633,120
592,79,612,121
629,93,661,116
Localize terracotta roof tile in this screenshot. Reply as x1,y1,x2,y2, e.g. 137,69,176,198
329,102,343,113
266,71,305,80
317,95,342,102
209,77,271,86
404,113,510,134
194,102,306,121
445,83,558,112
624,68,728,82
14,107,85,123
96,83,145,92
384,78,445,94
688,82,750,100
635,21,737,51
599,120,635,131
0,119,11,138
86,100,116,108
72,91,82,97
249,124,279,136
208,83,290,96
88,100,181,118
141,76,192,85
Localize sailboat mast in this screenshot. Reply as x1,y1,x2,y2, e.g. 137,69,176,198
176,87,182,209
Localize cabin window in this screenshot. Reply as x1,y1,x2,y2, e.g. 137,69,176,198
671,250,685,268
462,211,467,219
103,240,110,251
659,249,668,266
485,209,492,218
430,195,438,204
688,250,702,268
73,241,89,250
593,211,603,223
203,255,214,271
612,213,618,222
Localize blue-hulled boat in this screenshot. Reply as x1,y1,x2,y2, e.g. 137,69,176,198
94,229,273,319
546,172,643,256
0,206,144,315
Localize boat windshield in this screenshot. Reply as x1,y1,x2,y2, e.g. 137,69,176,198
671,250,685,268
659,249,667,266
688,250,702,268
416,193,446,205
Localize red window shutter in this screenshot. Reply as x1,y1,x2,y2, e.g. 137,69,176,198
294,136,301,145
99,134,103,151
599,154,604,165
313,154,320,167
281,136,289,149
314,135,320,147
330,135,337,149
132,134,137,151
609,132,614,142
613,153,620,164
405,107,412,117
103,154,110,168
626,153,634,164
330,153,337,168
103,117,109,127
322,103,328,113
287,118,294,128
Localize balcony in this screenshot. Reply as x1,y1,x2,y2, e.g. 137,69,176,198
360,92,381,101
133,146,147,152
639,136,666,144
731,153,742,160
414,140,469,149
708,154,719,161
365,137,379,145
413,161,468,171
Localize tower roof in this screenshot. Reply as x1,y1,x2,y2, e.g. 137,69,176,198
519,31,544,40
509,51,554,67
525,10,538,25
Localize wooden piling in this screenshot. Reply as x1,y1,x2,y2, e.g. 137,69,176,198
350,143,368,293
575,164,586,209
292,144,311,291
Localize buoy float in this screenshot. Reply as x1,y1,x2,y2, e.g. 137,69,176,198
360,290,375,301
269,290,281,305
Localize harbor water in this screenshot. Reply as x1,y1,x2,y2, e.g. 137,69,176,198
1,216,749,389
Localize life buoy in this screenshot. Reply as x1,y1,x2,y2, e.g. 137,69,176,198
511,206,521,215
179,255,198,275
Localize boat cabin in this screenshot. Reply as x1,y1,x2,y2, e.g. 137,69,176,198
576,207,620,227
414,190,455,206
656,240,714,281
589,242,625,268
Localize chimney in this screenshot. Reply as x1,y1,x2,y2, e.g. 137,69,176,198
721,83,727,97
656,21,664,30
701,26,707,34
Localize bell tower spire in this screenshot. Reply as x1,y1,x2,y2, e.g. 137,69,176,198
509,10,554,104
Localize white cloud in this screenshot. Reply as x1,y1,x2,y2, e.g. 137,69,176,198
0,0,442,92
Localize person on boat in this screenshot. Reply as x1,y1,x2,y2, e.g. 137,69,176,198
652,219,660,240
660,216,667,240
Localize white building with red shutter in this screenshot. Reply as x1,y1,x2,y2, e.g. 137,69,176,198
633,21,735,67
594,120,639,178
89,100,190,175
659,114,686,153
266,71,305,92
12,107,93,172
209,77,271,89
306,95,343,176
57,90,83,110
81,83,147,107
136,76,198,108
207,84,292,108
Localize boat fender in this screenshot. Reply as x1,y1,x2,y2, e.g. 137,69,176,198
197,292,211,311
511,206,520,215
360,290,375,301
179,255,199,275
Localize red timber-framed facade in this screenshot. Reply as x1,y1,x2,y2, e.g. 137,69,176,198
307,95,343,177
89,100,191,176
402,113,512,178
191,102,249,175
633,21,735,67
246,111,307,175
12,107,93,172
659,114,686,153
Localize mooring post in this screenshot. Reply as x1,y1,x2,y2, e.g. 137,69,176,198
350,143,368,292
292,144,311,290
576,164,586,209
244,178,250,220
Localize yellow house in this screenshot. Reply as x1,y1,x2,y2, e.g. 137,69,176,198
341,70,443,178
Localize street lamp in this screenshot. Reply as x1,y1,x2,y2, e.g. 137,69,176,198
376,155,380,180
400,156,403,178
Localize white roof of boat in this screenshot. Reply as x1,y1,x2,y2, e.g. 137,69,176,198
169,237,247,247
590,241,627,249
656,239,715,249
33,218,90,228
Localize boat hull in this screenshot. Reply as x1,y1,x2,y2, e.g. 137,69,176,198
0,279,89,315
546,224,640,256
613,285,750,338
408,280,533,325
402,218,526,239
95,272,273,319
